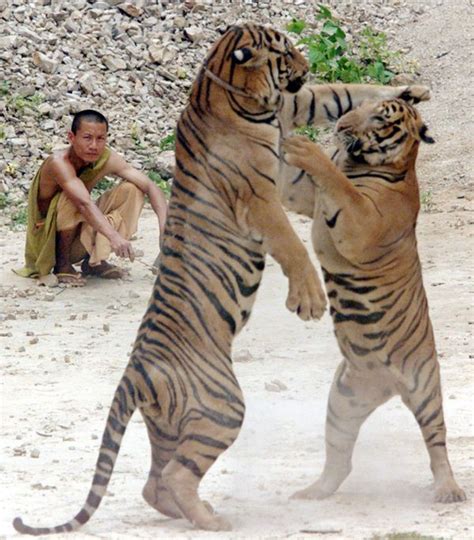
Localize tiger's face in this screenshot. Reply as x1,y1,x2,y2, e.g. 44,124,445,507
335,98,434,166
209,24,308,104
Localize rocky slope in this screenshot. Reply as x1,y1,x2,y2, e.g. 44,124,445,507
1,0,433,213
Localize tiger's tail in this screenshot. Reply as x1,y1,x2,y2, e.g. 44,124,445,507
13,374,137,536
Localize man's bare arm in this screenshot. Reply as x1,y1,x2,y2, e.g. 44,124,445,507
50,158,134,259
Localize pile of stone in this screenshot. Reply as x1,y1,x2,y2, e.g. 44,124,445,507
0,0,427,213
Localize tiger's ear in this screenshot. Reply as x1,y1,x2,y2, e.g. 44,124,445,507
419,124,435,144
232,47,268,67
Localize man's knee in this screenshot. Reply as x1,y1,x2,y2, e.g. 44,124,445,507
117,182,145,203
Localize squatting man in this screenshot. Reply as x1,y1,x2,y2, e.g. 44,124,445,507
15,110,168,286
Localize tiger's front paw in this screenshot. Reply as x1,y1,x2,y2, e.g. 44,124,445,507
286,265,326,321
282,136,332,181
398,85,431,104
282,136,320,175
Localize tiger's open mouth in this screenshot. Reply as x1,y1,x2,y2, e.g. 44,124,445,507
346,138,363,154
336,130,363,156
285,76,305,93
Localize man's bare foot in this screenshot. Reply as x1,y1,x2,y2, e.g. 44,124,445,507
81,257,126,279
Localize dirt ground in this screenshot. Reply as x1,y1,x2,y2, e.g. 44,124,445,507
1,2,473,539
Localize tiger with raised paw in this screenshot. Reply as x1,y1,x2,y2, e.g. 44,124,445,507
282,98,466,504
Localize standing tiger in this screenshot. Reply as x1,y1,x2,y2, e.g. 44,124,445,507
13,24,433,535
282,98,466,503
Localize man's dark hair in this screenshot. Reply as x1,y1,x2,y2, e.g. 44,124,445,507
71,109,109,134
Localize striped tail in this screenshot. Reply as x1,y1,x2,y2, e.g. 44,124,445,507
13,376,137,536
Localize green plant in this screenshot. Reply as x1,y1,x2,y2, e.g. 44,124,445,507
0,124,5,141
420,190,435,213
287,5,400,84
93,178,115,198
4,162,17,177
294,125,321,142
294,5,363,83
148,170,172,198
370,533,446,540
10,206,28,229
0,80,9,96
0,193,9,209
357,27,398,84
130,122,146,150
7,92,44,115
286,18,307,35
41,141,53,153
159,133,176,152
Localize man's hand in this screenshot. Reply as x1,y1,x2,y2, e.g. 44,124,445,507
110,232,135,261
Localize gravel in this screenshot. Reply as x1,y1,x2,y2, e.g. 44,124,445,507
0,0,435,213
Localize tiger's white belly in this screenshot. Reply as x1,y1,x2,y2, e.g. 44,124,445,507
311,197,350,273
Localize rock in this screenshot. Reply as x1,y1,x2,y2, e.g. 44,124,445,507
65,19,81,34
103,55,127,71
78,72,96,94
264,380,288,392
157,66,177,82
153,150,175,179
18,27,42,44
41,119,57,130
37,103,53,116
184,26,204,43
148,44,177,65
17,85,36,97
0,36,17,48
174,16,187,29
32,483,56,490
32,51,58,74
117,2,143,17
103,323,110,332
8,138,28,147
233,349,255,363
391,73,418,85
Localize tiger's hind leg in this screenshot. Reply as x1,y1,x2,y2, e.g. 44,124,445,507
162,402,245,531
141,408,183,519
400,358,466,503
292,359,393,500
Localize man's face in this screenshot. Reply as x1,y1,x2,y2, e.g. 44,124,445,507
68,120,107,163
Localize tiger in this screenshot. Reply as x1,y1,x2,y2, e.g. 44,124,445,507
281,98,466,504
13,24,433,535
